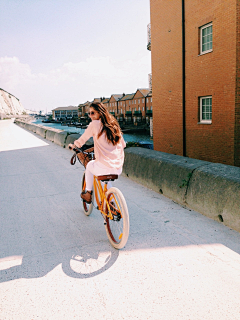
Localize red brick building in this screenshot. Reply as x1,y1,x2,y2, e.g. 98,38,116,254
149,0,240,166
132,89,150,121
108,94,123,116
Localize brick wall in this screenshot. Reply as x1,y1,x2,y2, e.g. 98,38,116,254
235,0,240,166
150,0,239,166
151,0,184,155
185,0,236,165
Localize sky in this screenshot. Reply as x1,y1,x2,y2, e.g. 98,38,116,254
0,0,151,113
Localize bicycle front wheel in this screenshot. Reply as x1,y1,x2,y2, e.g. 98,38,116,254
81,172,93,216
104,187,129,249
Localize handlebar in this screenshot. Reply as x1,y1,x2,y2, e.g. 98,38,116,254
68,144,82,152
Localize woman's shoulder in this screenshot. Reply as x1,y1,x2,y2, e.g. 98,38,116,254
89,120,102,132
91,120,101,125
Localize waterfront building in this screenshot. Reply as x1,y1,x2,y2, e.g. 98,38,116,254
108,94,124,117
78,101,91,119
132,89,150,124
119,93,135,123
102,97,110,113
149,0,240,166
52,106,78,121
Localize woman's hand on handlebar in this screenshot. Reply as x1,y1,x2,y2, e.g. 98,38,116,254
68,143,75,150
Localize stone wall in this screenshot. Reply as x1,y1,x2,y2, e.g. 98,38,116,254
15,119,240,233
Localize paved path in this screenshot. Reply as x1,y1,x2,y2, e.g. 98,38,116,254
0,119,240,320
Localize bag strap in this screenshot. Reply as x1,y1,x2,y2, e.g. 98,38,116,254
70,153,76,165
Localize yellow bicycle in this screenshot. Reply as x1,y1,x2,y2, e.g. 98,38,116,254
70,145,129,249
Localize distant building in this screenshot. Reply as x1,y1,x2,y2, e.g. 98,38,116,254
132,89,150,123
78,101,91,118
149,0,240,166
119,93,135,123
108,94,124,116
102,97,110,112
52,106,78,120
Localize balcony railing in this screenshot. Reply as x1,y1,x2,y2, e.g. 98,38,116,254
134,111,142,115
148,73,152,92
147,23,151,51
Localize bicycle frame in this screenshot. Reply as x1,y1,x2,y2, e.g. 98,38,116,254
83,174,122,220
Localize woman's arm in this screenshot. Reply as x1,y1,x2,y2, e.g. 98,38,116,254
74,122,94,148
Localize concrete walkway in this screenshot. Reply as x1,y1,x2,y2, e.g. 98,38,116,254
0,119,240,320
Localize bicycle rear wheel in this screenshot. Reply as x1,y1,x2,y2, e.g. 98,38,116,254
81,172,93,216
104,187,129,249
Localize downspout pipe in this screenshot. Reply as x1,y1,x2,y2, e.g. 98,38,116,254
182,0,186,157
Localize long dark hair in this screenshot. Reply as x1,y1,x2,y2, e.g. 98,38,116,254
90,102,122,145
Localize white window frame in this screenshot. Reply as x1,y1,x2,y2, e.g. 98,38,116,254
200,23,213,55
200,96,212,124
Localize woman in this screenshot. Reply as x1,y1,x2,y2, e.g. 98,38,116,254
69,102,126,204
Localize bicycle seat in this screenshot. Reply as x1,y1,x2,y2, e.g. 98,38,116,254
97,174,118,182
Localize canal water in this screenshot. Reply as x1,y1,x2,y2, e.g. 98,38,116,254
33,119,153,145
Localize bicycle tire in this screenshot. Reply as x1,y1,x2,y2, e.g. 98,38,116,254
81,172,93,216
104,187,129,249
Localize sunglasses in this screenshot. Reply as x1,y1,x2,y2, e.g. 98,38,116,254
88,111,96,116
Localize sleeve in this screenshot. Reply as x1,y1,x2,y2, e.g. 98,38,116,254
74,121,95,148
121,135,126,149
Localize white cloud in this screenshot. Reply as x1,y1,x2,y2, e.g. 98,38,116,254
0,56,34,89
0,55,150,112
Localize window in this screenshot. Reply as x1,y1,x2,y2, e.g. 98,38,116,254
142,99,144,103
138,99,140,104
120,108,122,114
146,98,148,103
134,100,136,104
200,96,212,123
150,98,152,102
200,23,212,54
143,106,144,111
138,106,140,111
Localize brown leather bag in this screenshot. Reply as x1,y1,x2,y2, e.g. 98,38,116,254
70,147,95,168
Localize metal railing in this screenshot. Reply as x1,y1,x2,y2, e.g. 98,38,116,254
147,23,151,50
148,73,152,92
